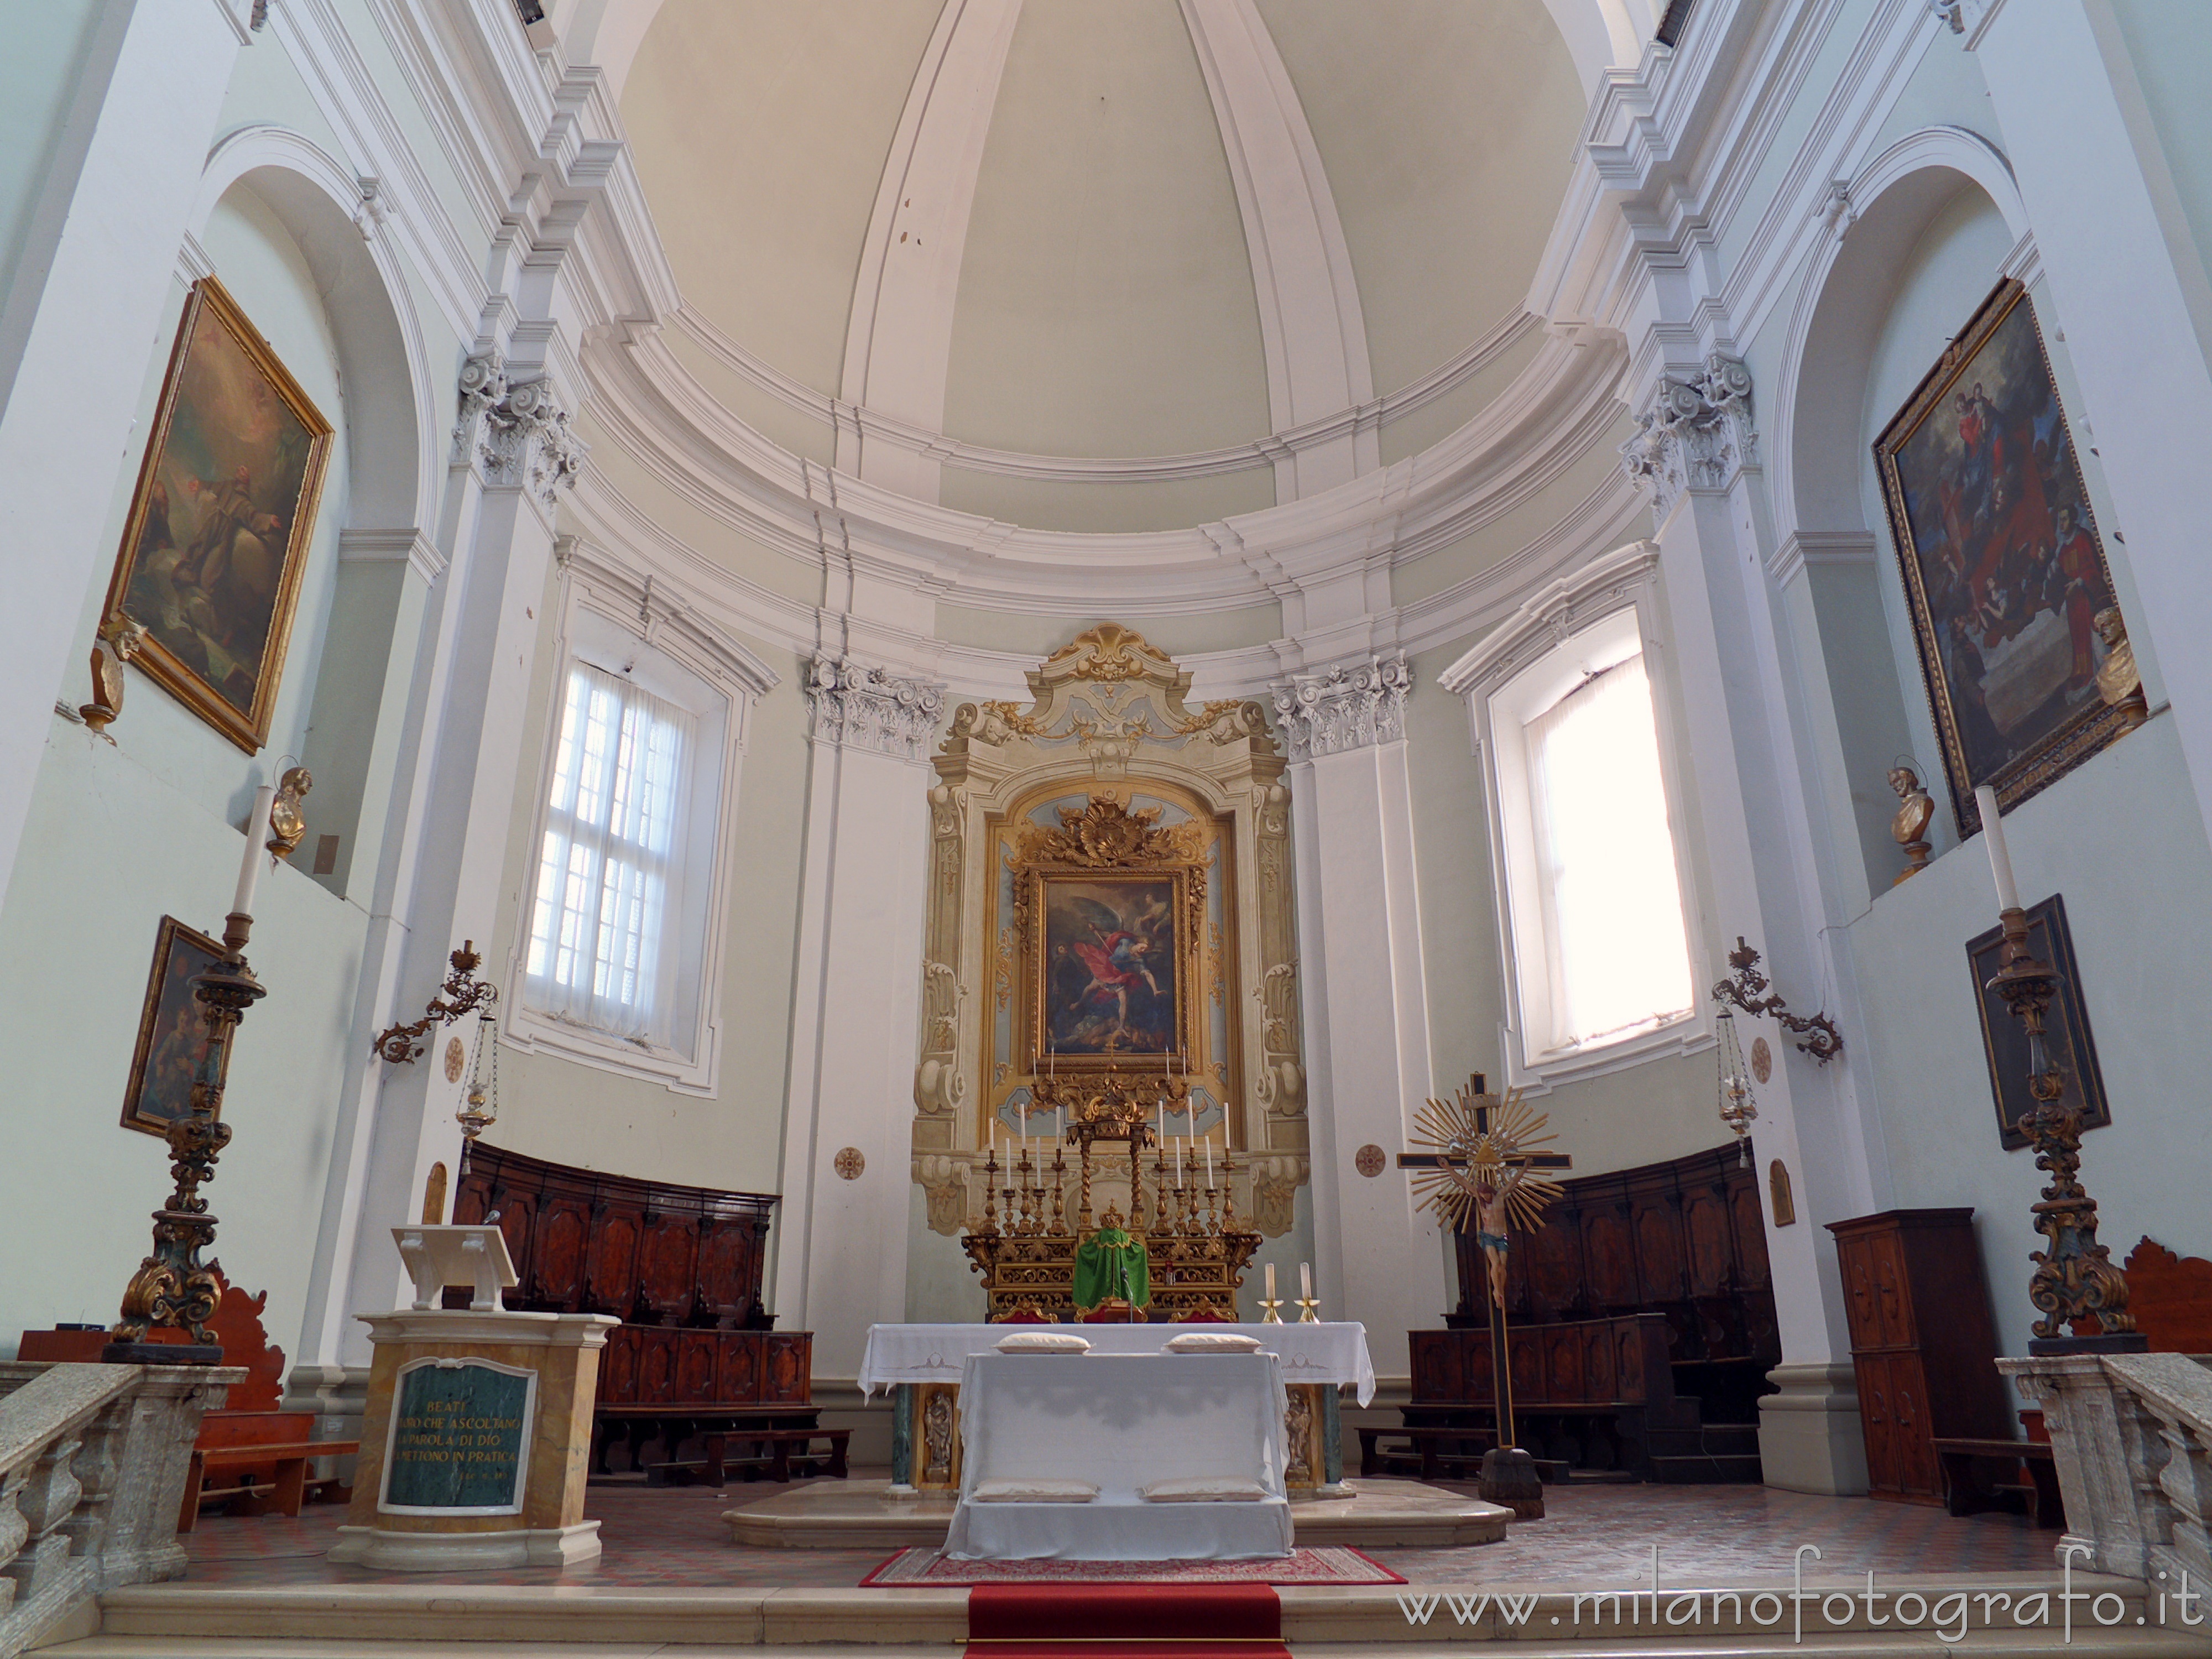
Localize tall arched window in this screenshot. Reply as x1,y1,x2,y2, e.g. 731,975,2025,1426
1444,544,1707,1086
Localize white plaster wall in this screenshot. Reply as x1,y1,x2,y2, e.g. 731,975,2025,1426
481,597,812,1198
1404,624,1723,1192
0,1,102,313
0,184,368,1362
1793,138,2212,1358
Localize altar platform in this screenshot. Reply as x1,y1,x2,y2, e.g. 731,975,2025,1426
54,1472,2150,1656
725,1473,1506,1550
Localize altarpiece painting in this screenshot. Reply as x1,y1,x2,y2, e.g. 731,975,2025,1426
1875,278,2129,834
102,277,333,753
1039,871,1184,1062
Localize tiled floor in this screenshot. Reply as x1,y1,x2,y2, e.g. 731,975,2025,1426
179,1470,2050,1593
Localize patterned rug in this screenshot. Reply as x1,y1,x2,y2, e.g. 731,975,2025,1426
861,1545,1404,1586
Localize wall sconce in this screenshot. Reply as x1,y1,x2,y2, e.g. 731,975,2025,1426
1712,936,1842,1064
373,942,500,1063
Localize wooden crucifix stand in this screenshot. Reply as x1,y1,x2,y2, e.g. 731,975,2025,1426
1396,1073,1571,1519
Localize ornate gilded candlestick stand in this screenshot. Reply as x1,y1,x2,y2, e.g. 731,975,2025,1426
1986,909,2144,1355
105,913,266,1364
962,1068,1258,1318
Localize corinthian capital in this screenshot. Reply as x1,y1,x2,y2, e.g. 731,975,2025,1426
1268,652,1412,762
804,655,947,762
1619,353,1757,525
454,350,588,507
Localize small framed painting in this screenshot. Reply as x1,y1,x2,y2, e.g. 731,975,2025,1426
101,276,333,753
122,916,231,1136
1965,894,2110,1151
1874,278,2131,837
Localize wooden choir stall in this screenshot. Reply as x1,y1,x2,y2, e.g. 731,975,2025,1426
1369,1142,1779,1484
453,1145,843,1485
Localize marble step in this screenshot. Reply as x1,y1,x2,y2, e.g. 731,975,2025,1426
80,1572,2194,1650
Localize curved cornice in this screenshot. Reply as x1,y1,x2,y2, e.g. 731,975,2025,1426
579,313,1626,617
675,303,1540,487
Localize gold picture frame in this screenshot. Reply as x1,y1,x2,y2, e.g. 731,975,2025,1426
101,276,333,753
1014,796,1210,1075
1873,278,2130,836
122,915,232,1137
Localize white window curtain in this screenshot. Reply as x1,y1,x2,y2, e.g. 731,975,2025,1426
1524,651,1693,1053
524,661,695,1046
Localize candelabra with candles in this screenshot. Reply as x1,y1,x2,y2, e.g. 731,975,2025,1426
106,785,283,1363
960,1065,1260,1320
1973,785,2143,1354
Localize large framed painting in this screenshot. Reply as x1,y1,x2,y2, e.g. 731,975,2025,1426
122,915,231,1137
1965,894,2110,1151
1874,278,2131,836
1035,871,1188,1065
101,276,333,753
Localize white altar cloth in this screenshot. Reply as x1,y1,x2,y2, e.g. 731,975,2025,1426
859,1321,1376,1405
943,1352,1293,1561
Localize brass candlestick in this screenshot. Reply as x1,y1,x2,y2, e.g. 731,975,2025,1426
1295,1296,1320,1323
107,912,266,1364
1259,1298,1285,1324
1986,907,2143,1354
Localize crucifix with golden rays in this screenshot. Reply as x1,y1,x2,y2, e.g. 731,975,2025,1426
1396,1073,1569,1467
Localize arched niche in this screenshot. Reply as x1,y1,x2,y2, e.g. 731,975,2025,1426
1769,128,2031,904
188,127,440,898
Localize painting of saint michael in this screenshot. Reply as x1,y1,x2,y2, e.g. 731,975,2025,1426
1875,278,2130,833
102,278,332,753
1041,875,1180,1061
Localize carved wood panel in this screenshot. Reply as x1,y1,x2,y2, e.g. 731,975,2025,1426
587,1206,643,1316
532,1196,591,1306
763,1334,810,1404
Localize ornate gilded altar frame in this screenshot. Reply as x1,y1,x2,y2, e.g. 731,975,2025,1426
1018,799,1210,1075
912,626,1311,1243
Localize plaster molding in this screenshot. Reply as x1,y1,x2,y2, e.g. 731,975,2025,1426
1181,0,1375,498
804,656,948,763
1619,353,1757,525
836,0,1025,501
1439,538,1663,698
1268,653,1412,763
337,526,446,585
455,351,588,506
580,311,1625,620
1765,529,1876,589
677,304,1536,488
554,538,780,701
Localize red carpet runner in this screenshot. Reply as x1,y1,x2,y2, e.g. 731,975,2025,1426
966,1584,1290,1658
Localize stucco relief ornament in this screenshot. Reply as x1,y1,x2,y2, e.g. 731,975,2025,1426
454,351,587,508
1268,653,1412,763
804,655,946,762
1620,354,1757,525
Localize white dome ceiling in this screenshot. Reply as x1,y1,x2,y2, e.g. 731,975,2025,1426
620,0,1585,534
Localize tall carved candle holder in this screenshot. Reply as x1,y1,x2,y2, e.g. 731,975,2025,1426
1974,786,2143,1355
107,786,278,1364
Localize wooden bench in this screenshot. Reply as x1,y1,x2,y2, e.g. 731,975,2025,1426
180,1434,362,1531
1358,1424,1498,1480
648,1428,850,1488
1931,1437,2063,1530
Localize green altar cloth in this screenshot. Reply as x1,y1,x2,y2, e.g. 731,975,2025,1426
1071,1225,1150,1310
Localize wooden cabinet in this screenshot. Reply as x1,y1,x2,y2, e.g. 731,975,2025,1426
1826,1208,2010,1503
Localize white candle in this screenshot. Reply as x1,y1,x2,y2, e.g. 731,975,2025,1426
1265,1261,1276,1300
989,1129,996,1165
1301,1261,1313,1300
1975,785,2020,912
233,785,276,917
1206,1141,1214,1187
1056,1106,1064,1142
1157,1103,1165,1145
1174,1142,1182,1184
